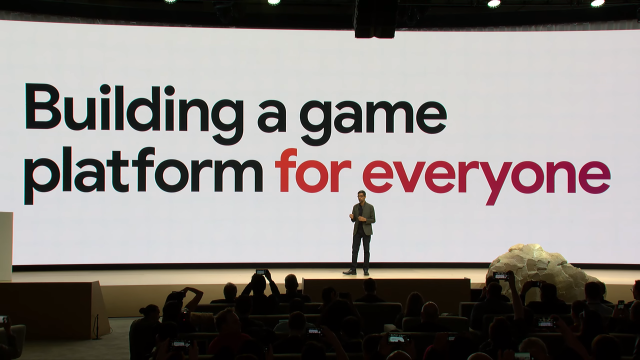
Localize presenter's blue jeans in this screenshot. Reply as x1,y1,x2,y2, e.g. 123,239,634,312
351,233,371,271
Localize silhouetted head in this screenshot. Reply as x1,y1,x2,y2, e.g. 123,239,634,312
591,334,621,360
235,295,252,316
404,292,424,318
630,301,640,323
139,304,160,321
486,283,503,299
223,282,237,301
519,337,549,360
579,309,606,338
363,278,377,294
488,317,511,345
633,280,640,300
288,311,306,332
448,336,478,360
597,282,608,301
540,283,558,302
467,354,492,360
386,351,411,360
585,282,602,302
215,308,241,334
420,302,439,323
251,273,267,294
162,301,183,324
285,274,299,292
321,287,337,305
302,341,326,360
341,316,362,340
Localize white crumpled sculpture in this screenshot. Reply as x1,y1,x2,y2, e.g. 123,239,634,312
487,244,599,303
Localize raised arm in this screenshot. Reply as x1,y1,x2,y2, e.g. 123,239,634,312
265,269,281,299
183,287,204,312
507,271,524,320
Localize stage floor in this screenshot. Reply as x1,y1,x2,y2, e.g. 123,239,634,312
10,267,640,286
8,267,640,317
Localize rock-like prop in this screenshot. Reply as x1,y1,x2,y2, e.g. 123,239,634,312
487,244,599,303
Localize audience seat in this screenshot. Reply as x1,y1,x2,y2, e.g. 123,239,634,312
250,314,321,329
196,303,234,314
401,316,468,333
611,333,638,356
0,324,26,359
354,302,402,334
458,302,478,320
276,302,324,314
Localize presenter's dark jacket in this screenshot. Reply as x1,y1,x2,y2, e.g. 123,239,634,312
351,202,376,235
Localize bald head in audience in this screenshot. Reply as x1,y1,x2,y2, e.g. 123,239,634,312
467,353,492,360
387,351,412,360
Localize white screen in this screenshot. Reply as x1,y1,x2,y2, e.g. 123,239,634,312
0,21,638,265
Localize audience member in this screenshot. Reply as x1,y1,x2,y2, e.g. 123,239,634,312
130,304,161,360
591,334,621,360
404,302,450,333
362,334,384,360
355,278,386,303
238,338,270,360
301,327,348,360
387,350,411,360
274,301,316,332
467,353,493,360
478,317,518,359
470,282,513,331
0,316,19,360
241,270,281,315
569,300,588,332
321,298,361,334
394,292,424,329
597,281,613,305
629,280,640,308
520,281,570,315
278,274,312,303
235,295,266,333
585,282,613,316
340,316,363,352
319,287,337,311
518,337,549,360
634,335,639,360
478,276,511,303
207,308,252,355
609,300,640,334
211,282,238,304
273,311,307,354
448,335,479,360
163,287,215,332
377,331,417,360
576,309,608,353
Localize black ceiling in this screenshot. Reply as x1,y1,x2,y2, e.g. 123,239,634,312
1,0,639,30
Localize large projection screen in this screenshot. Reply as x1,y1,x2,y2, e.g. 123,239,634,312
1,21,638,265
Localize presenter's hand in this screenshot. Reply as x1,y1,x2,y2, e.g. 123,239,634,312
358,216,366,222
349,214,354,219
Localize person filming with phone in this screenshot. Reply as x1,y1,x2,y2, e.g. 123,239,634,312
241,269,281,315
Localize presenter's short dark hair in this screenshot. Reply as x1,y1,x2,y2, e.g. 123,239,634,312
358,190,366,197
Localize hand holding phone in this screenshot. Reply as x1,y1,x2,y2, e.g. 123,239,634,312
170,339,191,354
256,269,266,275
306,327,324,337
618,300,626,310
387,334,410,343
493,272,509,280
537,318,556,328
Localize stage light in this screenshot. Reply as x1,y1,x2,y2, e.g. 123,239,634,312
164,0,177,4
591,0,604,7
268,0,280,5
488,0,500,8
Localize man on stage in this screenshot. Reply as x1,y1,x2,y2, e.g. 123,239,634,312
343,190,376,276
